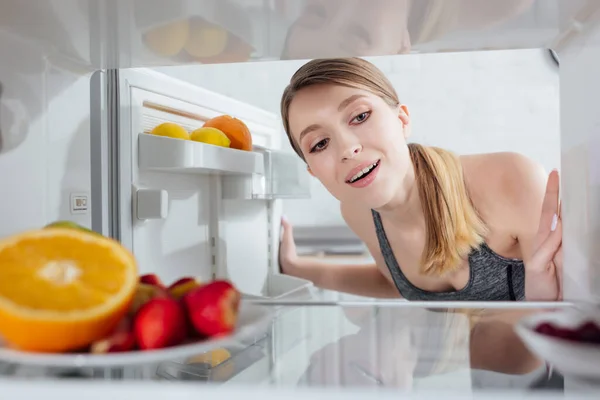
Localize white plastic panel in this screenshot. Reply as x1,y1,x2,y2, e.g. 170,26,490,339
117,68,281,287
559,8,600,302
138,133,265,175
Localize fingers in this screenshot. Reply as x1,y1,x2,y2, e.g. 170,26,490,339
554,246,564,300
279,216,298,273
537,170,560,238
280,215,294,243
530,215,562,273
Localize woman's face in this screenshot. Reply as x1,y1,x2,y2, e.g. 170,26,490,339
288,84,412,209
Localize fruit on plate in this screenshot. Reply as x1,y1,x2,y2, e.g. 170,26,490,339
91,330,136,354
183,280,241,337
168,277,203,300
139,273,166,289
149,122,190,140
184,18,229,58
129,283,170,316
45,220,97,235
143,19,191,57
535,321,600,344
0,228,138,353
202,115,252,151
134,297,188,350
90,319,136,354
190,127,231,148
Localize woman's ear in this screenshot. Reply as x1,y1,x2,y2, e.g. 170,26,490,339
399,104,411,139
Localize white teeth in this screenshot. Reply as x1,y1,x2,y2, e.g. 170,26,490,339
349,162,378,183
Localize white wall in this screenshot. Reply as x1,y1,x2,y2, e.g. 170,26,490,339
153,48,560,228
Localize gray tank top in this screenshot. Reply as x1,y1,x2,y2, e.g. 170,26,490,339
371,210,525,301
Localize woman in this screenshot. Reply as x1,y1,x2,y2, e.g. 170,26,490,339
278,57,563,302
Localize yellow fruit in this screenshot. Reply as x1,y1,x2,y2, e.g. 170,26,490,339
190,127,231,148
187,347,235,381
0,228,138,353
150,123,190,140
143,20,191,57
184,20,229,58
187,348,231,367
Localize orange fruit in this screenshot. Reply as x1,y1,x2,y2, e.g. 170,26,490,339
202,115,252,151
0,228,138,353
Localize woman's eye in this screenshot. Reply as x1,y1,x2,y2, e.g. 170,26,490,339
352,111,370,124
310,138,329,153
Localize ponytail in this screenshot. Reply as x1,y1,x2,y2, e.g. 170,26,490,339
408,143,488,276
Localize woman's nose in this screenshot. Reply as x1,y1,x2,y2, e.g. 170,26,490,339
341,143,362,161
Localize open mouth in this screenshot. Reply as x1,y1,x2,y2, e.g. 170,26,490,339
346,160,380,184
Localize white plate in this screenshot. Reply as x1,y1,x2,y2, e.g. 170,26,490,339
515,306,600,379
0,302,275,368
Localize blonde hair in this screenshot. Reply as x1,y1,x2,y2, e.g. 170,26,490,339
280,57,488,276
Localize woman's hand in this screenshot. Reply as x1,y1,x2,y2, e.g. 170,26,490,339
525,170,563,301
279,216,300,275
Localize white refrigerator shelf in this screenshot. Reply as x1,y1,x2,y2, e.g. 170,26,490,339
138,133,265,176
242,274,314,301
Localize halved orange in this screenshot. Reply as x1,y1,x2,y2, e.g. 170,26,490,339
0,228,138,353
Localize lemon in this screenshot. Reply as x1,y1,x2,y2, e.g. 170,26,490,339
150,123,190,140
190,127,231,148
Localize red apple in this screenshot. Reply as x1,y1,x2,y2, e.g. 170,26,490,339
134,297,188,350
183,280,241,337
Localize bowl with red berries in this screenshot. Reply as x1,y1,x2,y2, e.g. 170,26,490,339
515,307,600,379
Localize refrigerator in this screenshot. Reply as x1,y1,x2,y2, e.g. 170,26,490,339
1,0,600,395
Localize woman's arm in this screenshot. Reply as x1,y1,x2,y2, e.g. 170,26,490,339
279,205,401,299
502,155,563,301
283,255,401,298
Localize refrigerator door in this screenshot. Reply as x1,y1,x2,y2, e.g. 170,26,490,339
91,67,287,293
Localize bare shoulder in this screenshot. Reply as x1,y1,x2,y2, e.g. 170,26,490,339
461,152,547,200
460,152,549,229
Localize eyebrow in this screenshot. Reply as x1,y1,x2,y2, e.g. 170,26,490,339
338,94,367,112
298,94,367,143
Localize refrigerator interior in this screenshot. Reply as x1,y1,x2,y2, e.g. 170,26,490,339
1,0,600,391
94,67,309,296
